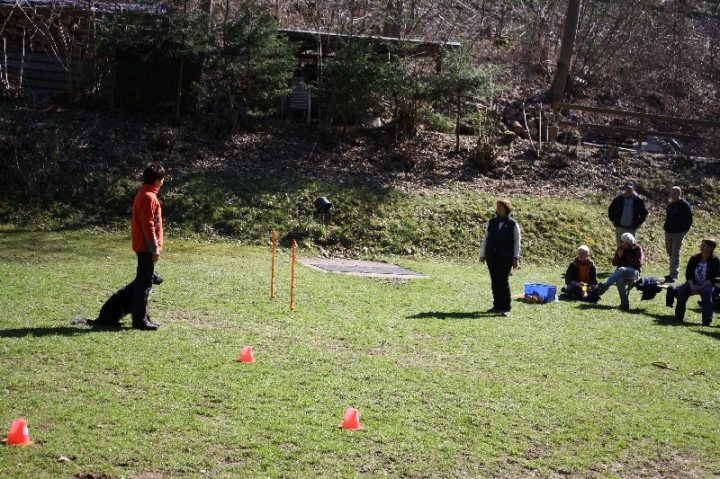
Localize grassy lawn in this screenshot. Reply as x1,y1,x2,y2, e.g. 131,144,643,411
1,227,719,478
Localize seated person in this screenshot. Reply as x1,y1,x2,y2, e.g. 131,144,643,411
674,238,720,326
563,245,598,300
597,233,643,310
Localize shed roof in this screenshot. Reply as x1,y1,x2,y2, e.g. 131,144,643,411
278,28,461,58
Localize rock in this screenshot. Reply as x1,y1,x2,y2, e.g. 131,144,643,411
503,104,518,119
500,131,516,144
511,120,524,135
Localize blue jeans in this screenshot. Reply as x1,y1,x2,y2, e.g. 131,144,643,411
603,267,639,306
675,282,716,324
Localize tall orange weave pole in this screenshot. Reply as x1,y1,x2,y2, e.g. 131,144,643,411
270,231,277,299
290,239,297,310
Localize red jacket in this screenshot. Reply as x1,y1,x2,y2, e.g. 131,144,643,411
612,244,643,271
132,184,163,254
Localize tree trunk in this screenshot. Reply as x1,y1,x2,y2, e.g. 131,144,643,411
173,56,184,124
383,0,403,37
548,0,581,103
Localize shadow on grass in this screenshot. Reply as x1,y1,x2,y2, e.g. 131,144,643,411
408,311,492,320
697,328,720,340
576,302,654,316
0,326,116,338
643,311,694,327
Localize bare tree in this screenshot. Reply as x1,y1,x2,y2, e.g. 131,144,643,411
548,0,580,102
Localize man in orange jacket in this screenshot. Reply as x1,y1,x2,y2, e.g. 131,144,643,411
130,162,166,330
78,163,166,330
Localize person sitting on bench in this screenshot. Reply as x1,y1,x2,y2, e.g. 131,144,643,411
674,238,720,326
597,233,643,310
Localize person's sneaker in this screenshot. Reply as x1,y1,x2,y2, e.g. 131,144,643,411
501,311,511,317
664,276,677,283
486,307,502,313
132,321,160,331
620,303,630,310
597,283,607,295
702,322,712,327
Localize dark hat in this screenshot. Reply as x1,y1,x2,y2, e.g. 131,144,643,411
624,181,635,188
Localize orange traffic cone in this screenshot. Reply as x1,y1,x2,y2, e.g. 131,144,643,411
339,408,362,430
238,346,255,363
2,418,33,445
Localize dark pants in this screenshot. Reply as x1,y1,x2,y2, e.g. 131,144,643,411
132,252,155,326
487,255,514,311
675,282,717,325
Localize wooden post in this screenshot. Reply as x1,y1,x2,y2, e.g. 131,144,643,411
637,113,646,154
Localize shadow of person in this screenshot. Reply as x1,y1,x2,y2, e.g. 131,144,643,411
407,311,486,320
576,303,618,311
643,311,694,327
697,328,720,340
0,325,113,338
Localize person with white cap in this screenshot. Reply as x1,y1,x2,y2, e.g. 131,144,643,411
597,232,644,310
608,181,648,246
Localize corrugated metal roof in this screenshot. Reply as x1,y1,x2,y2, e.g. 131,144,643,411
278,28,461,49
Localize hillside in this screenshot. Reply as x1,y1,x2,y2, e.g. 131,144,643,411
1,100,718,266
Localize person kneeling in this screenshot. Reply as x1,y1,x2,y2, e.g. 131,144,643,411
563,245,599,301
674,238,720,326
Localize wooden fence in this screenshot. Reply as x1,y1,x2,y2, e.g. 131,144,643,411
551,102,720,151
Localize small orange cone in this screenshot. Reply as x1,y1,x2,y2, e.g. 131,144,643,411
339,408,362,430
2,418,33,445
238,346,255,363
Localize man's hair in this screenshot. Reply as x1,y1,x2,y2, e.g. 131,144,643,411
671,186,682,195
577,245,590,255
703,238,717,251
497,198,513,214
143,163,166,185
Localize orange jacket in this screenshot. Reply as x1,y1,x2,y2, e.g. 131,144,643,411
131,184,163,254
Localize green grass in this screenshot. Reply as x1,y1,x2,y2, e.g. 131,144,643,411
1,226,719,478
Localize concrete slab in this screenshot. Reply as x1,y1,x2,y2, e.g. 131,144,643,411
297,257,428,278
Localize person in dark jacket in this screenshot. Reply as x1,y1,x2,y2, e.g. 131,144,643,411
674,238,720,326
597,232,644,310
608,181,648,246
564,245,599,300
663,186,693,283
479,199,521,317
